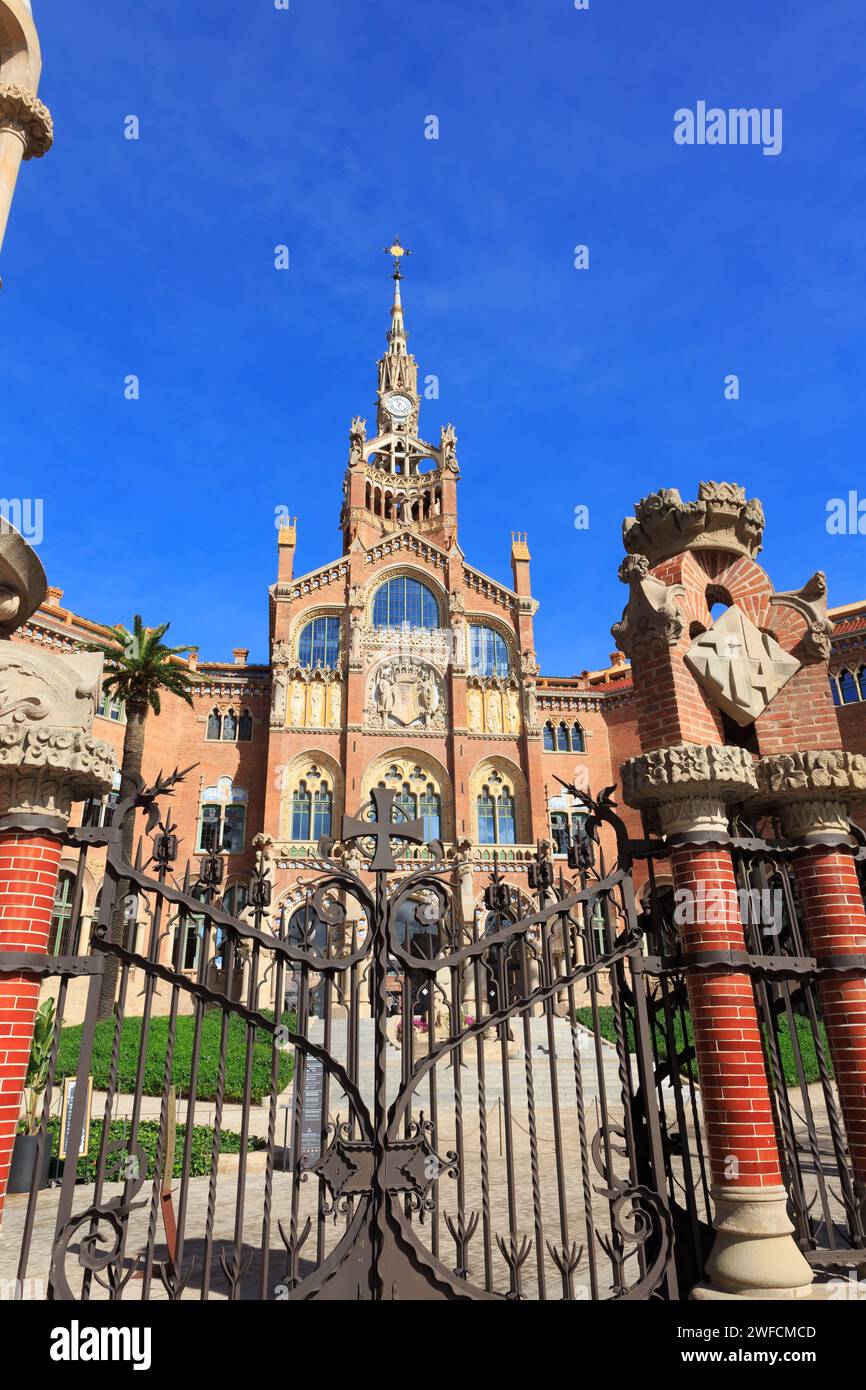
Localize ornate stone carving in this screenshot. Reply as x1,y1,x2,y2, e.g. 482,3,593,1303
0,726,115,822
685,606,800,726
611,554,685,657
622,481,765,567
349,417,366,467
440,423,459,473
0,521,48,637
465,676,521,736
621,742,757,835
769,571,834,663
271,638,291,665
0,83,53,160
753,749,866,835
270,667,288,726
366,660,446,731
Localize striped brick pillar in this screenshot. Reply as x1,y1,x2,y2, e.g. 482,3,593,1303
0,831,64,1213
755,756,866,1193
622,744,814,1299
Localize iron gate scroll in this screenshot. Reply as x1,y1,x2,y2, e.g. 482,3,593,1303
3,772,693,1302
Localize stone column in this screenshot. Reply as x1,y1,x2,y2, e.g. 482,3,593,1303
622,743,814,1300
756,751,866,1188
0,528,115,1220
0,83,52,256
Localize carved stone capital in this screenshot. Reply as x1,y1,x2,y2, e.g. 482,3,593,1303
611,554,685,658
0,83,53,159
622,481,765,568
621,742,758,839
753,750,866,836
0,726,116,823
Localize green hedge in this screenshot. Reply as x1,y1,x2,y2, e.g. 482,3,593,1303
56,1011,294,1105
45,1116,266,1183
575,1005,832,1088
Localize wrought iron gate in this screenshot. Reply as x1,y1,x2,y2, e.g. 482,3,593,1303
3,773,864,1299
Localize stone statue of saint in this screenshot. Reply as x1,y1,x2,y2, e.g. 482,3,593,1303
271,668,287,725
309,680,324,726
329,681,342,727
486,690,502,732
505,687,520,733
376,667,396,724
290,681,305,727
467,685,483,731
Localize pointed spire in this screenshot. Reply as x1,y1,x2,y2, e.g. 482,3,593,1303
384,237,410,356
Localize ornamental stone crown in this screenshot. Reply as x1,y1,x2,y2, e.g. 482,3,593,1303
622,481,765,568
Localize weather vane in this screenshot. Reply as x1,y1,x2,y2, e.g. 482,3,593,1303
384,237,411,279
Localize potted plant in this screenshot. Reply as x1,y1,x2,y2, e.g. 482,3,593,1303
10,998,55,1194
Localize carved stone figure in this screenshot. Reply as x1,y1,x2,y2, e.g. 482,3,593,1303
350,618,363,664
349,417,366,467
521,649,540,678
769,571,834,663
524,682,539,729
486,689,502,733
329,681,342,728
289,681,305,727
309,680,324,726
271,638,291,665
467,685,483,732
441,424,459,472
271,668,287,725
505,686,521,734
376,666,396,723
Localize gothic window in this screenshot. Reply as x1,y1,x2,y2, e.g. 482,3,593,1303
50,870,78,955
556,721,570,751
206,708,222,740
571,721,585,752
291,782,312,840
196,802,246,854
420,785,441,841
838,668,860,703
543,720,555,751
372,576,439,629
394,782,418,823
469,625,510,677
222,708,238,741
238,710,253,741
85,768,122,828
477,784,516,845
298,615,340,669
312,784,333,840
831,675,842,706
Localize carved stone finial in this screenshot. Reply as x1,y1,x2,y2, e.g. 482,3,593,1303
769,571,833,663
622,481,765,568
611,554,685,658
0,83,53,160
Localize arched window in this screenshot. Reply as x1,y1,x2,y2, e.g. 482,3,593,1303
556,721,569,751
206,709,222,740
419,785,441,841
543,721,555,751
222,708,238,741
223,883,249,916
50,870,78,955
372,576,439,629
238,710,253,742
291,782,312,840
312,784,333,840
839,669,860,704
298,616,340,669
477,783,516,845
831,675,842,706
571,721,585,753
394,783,417,823
469,625,510,677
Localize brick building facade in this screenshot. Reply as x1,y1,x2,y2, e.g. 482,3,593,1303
11,256,865,1003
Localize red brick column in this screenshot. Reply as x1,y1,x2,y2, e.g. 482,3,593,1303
791,848,866,1183
670,844,784,1191
0,831,64,1218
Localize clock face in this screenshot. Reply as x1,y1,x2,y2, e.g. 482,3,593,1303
385,393,413,420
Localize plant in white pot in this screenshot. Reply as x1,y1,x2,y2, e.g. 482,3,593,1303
10,997,56,1193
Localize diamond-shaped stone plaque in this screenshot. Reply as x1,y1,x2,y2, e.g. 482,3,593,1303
684,605,800,726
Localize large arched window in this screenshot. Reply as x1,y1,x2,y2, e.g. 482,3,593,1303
372,576,439,629
469,625,510,677
543,721,555,751
291,782,312,840
298,616,340,669
312,784,333,840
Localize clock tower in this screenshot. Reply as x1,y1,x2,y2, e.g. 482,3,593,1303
341,239,460,553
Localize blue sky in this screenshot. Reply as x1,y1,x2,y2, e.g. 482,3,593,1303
4,0,865,671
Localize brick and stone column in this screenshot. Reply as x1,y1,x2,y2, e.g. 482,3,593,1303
756,751,866,1190
622,743,814,1299
0,526,115,1220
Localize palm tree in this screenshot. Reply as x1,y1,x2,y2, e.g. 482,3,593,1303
88,616,197,1018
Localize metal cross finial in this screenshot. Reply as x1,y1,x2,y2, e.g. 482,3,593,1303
341,786,424,872
384,237,411,278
